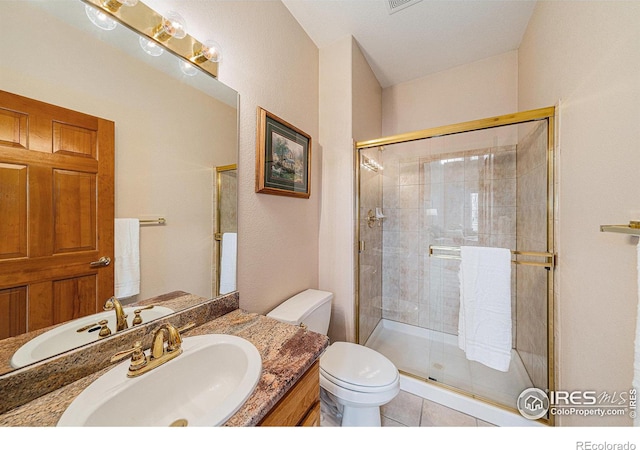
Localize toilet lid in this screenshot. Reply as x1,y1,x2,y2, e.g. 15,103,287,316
320,342,399,389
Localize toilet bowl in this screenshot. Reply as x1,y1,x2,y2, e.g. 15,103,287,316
319,341,400,426
267,289,400,426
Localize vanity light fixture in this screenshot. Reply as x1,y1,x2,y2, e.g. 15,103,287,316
85,4,118,31
152,11,187,42
85,0,138,30
139,36,164,57
190,40,223,64
82,0,220,78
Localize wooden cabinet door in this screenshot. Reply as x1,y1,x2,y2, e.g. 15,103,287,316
259,361,321,426
0,90,114,338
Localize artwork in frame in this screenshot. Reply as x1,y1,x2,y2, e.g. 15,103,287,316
255,107,311,199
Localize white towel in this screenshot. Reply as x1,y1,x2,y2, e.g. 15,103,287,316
114,218,140,298
634,242,640,426
219,232,237,294
458,246,512,372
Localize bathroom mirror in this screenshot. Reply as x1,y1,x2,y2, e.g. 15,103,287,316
0,0,238,374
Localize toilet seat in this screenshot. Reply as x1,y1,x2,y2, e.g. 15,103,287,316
320,342,399,392
320,368,399,394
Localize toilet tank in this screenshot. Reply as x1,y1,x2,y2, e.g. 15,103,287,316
267,289,333,335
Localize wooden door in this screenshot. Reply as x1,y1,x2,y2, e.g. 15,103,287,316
0,90,114,339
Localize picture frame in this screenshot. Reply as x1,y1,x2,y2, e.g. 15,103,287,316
255,107,311,199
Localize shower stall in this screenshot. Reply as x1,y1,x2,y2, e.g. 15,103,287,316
355,108,556,424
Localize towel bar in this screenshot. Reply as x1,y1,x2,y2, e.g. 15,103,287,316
139,218,166,225
600,223,640,236
428,245,555,269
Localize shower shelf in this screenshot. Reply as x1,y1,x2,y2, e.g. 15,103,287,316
600,223,640,236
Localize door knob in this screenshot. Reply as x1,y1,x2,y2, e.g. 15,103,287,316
90,256,111,268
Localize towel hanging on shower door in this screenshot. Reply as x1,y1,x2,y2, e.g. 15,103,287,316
458,246,512,372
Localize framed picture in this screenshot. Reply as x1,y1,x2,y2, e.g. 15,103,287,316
256,107,311,199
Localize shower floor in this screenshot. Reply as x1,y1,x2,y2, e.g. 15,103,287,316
364,319,533,410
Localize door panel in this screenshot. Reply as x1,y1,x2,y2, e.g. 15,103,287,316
53,170,97,253
0,90,114,338
0,287,27,340
52,275,98,324
53,122,96,158
0,163,27,259
0,108,28,149
27,281,53,331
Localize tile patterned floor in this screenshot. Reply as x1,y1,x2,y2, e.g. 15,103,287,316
380,389,495,427
320,389,495,427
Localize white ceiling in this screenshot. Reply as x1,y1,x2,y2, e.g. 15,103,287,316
281,0,537,88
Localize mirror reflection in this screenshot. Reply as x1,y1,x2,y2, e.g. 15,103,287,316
0,0,238,374
215,165,238,296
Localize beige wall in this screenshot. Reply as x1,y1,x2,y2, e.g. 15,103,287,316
319,36,354,342
168,1,321,314
519,1,640,426
382,51,518,135
351,39,383,342
319,36,382,342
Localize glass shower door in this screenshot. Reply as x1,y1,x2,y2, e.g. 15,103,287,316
357,112,554,417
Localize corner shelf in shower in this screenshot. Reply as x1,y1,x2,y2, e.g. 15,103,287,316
600,222,640,236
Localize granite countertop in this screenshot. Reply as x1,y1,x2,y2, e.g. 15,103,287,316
0,307,329,427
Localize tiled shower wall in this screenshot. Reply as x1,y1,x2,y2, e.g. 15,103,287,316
381,143,518,336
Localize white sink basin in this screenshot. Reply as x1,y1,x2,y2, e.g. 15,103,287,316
57,334,262,427
10,306,174,368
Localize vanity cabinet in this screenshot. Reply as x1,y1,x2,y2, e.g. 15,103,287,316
259,360,320,426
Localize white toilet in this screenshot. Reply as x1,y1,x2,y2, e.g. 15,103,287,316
267,289,400,427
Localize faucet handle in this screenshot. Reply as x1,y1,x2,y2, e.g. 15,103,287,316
132,305,154,326
98,320,112,337
178,322,196,334
164,322,196,351
110,341,148,372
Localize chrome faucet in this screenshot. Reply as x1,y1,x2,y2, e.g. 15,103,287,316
103,296,128,332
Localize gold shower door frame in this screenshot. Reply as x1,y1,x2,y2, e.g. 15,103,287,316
354,106,556,425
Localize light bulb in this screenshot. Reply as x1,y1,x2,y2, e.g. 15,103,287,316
179,60,198,77
85,5,117,31
101,0,138,13
139,36,164,57
190,40,222,64
153,11,187,42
